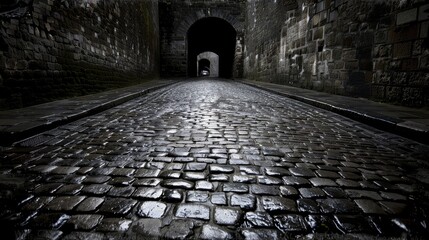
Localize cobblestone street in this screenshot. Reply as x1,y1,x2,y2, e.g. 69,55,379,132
1,79,429,239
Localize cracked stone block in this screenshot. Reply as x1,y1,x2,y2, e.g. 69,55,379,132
137,201,167,218
262,196,297,213
230,194,256,210
214,207,241,225
274,214,308,232
175,203,210,220
244,211,274,227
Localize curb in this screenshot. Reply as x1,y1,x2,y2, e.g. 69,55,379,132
0,82,176,146
241,81,429,145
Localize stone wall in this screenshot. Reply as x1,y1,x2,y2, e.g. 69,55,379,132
159,0,245,78
244,0,429,107
0,0,159,110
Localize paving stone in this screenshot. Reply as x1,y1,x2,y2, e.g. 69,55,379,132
282,176,310,186
240,166,261,175
186,191,209,202
159,170,181,179
133,187,163,200
232,175,256,183
305,214,333,233
274,214,308,232
25,230,63,240
137,201,167,218
380,191,407,201
107,186,136,197
264,167,290,176
322,187,347,198
50,166,80,175
45,196,86,211
55,184,83,195
339,171,362,180
34,183,63,194
82,176,111,184
379,201,408,214
309,177,338,187
111,168,135,177
97,218,132,232
299,187,326,198
209,174,230,181
336,179,360,187
195,181,214,191
355,199,386,214
317,199,361,213
135,169,161,178
241,229,281,240
211,192,227,205
280,186,299,197
161,179,194,189
76,197,104,212
130,219,162,239
230,194,256,210
63,232,104,240
183,172,206,180
333,215,374,234
229,159,251,165
289,167,315,177
244,211,274,227
66,214,103,230
316,170,341,178
185,163,207,171
132,178,161,187
98,198,137,216
223,183,249,193
200,224,234,240
161,189,183,203
214,207,241,225
175,204,210,220
209,165,234,173
81,184,112,195
22,196,54,211
163,220,194,240
297,199,320,213
109,177,135,186
250,184,280,195
30,213,70,229
345,189,382,200
257,176,282,185
262,196,297,213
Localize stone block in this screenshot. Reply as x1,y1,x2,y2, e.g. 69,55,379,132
371,85,385,100
401,58,419,71
388,24,419,43
393,42,412,58
396,8,417,25
419,4,429,21
421,21,429,38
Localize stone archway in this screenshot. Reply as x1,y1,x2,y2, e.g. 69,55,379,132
187,17,236,78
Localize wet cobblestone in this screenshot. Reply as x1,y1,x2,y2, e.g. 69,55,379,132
1,80,429,239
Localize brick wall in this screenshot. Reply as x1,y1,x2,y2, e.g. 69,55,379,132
244,0,429,107
0,0,159,110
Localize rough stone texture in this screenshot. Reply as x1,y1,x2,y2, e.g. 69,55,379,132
0,0,159,110
244,0,429,107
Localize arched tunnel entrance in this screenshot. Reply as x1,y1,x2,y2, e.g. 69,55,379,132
187,17,236,78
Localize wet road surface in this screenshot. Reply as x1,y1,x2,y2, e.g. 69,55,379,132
1,79,429,239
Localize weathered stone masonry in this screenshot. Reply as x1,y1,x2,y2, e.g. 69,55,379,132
0,0,159,110
244,0,429,107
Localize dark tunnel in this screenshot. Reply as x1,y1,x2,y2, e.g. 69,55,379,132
187,17,236,78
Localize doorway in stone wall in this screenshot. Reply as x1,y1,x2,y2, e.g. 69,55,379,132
187,17,236,78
